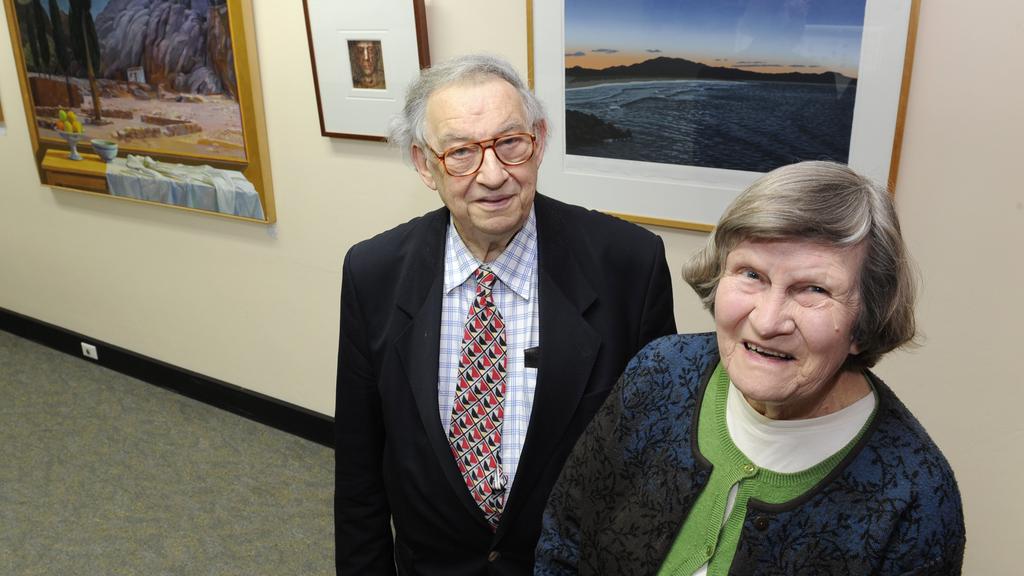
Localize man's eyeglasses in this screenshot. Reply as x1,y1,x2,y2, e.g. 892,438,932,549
428,132,537,177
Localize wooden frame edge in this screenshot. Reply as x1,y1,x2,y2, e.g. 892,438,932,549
3,0,41,158
526,0,535,89
300,0,329,139
413,0,430,69
233,0,275,223
606,212,714,233
45,182,273,223
886,0,920,193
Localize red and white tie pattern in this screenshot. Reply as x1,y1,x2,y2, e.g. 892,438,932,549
448,266,507,529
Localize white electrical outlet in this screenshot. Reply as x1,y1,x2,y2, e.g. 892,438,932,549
81,342,99,360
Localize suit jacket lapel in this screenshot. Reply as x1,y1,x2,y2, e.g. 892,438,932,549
392,208,491,527
498,196,600,536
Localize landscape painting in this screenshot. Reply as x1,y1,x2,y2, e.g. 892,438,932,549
10,0,248,163
564,0,866,174
5,0,276,222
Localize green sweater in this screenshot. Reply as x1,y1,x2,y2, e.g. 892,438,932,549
658,364,874,576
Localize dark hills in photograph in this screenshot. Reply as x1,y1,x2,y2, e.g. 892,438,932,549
566,56,856,86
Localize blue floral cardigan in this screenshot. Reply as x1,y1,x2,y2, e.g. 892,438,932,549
535,333,965,575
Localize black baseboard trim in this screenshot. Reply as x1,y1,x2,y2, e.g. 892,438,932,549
0,306,334,448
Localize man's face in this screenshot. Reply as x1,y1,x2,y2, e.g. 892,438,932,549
355,42,377,76
413,79,546,260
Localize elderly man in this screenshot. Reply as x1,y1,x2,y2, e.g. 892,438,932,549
335,54,676,575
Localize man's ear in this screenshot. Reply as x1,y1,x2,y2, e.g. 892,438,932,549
411,145,438,190
533,120,549,165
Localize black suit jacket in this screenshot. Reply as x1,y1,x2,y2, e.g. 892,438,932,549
336,194,676,575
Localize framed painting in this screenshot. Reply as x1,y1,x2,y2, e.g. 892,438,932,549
302,0,430,141
3,0,275,223
531,0,919,231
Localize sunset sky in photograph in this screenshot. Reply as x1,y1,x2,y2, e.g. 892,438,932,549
565,0,866,78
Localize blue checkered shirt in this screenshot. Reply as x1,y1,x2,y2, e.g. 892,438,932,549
439,208,539,491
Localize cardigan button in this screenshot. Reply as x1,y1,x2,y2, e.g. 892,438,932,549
754,516,770,530
488,550,501,562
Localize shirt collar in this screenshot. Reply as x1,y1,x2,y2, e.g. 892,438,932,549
443,206,537,301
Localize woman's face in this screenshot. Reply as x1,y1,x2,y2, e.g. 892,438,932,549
714,239,866,420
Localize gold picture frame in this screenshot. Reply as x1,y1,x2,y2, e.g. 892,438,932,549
528,0,919,232
3,0,275,223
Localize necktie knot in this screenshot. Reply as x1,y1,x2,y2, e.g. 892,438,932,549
474,266,498,297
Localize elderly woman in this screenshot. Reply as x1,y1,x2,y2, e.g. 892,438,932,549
535,161,965,575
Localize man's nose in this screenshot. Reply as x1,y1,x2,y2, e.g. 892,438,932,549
475,148,508,187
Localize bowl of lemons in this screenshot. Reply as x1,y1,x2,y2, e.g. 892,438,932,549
54,109,85,160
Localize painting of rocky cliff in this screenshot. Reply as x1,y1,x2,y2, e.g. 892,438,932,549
11,0,248,162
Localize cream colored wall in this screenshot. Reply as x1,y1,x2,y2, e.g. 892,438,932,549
0,0,1017,572
871,0,1023,569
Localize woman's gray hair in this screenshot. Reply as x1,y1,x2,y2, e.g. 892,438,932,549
388,54,547,161
683,160,917,369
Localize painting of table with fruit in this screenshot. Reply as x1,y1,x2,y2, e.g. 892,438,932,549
3,0,275,222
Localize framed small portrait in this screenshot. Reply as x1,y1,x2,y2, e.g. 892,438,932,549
303,0,430,140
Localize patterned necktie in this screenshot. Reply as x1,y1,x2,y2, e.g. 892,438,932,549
448,266,507,529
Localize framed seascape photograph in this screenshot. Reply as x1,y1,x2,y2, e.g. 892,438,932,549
3,0,275,223
302,0,430,141
532,0,919,231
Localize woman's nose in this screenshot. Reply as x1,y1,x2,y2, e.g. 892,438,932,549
749,291,796,337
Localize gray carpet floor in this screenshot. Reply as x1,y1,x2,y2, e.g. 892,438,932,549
0,329,334,575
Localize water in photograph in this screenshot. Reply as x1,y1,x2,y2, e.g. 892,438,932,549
564,79,856,173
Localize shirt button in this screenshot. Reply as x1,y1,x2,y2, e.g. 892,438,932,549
488,550,501,562
754,516,770,530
